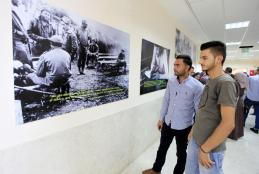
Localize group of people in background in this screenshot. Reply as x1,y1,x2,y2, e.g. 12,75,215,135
143,41,259,174
224,66,259,135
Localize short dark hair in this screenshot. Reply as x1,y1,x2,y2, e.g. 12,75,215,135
200,41,226,65
225,67,232,74
175,54,192,69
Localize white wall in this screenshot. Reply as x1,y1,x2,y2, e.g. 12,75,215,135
0,99,163,174
0,0,199,173
225,58,259,73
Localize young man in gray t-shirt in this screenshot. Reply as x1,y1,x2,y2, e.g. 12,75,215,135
185,41,237,174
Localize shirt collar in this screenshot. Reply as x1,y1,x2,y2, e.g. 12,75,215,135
177,75,190,84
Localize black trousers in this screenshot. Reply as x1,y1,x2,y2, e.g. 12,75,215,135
152,123,192,174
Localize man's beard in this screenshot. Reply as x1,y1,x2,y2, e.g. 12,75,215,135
174,71,186,77
202,63,215,75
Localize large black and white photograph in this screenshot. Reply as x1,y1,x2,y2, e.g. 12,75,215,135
175,28,197,62
140,39,170,95
12,0,130,124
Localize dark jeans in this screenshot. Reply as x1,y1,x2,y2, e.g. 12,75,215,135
152,123,192,174
244,97,259,129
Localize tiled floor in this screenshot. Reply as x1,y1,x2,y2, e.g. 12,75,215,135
121,114,259,174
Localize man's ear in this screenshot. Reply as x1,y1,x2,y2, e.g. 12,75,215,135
186,65,191,72
216,55,223,65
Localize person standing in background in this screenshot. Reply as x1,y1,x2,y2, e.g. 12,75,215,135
224,67,234,78
244,67,259,134
76,20,90,75
62,16,78,63
189,66,195,76
228,72,248,140
27,7,55,56
87,38,99,68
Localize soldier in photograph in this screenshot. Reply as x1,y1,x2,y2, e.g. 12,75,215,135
76,19,90,74
27,7,55,56
87,38,99,68
27,35,71,88
62,16,78,63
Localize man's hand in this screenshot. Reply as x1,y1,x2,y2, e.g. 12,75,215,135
199,148,214,169
188,127,193,141
157,120,163,131
197,105,235,168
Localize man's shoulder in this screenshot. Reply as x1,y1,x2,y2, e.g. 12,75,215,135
58,47,70,53
188,76,201,84
51,48,68,54
212,75,237,98
250,75,259,81
55,49,71,59
218,74,235,81
215,74,236,88
168,76,177,83
187,76,204,89
39,50,49,57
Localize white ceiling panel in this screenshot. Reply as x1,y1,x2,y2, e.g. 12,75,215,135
158,0,259,60
190,0,225,41
224,0,259,23
160,0,208,42
241,9,259,45
225,28,246,42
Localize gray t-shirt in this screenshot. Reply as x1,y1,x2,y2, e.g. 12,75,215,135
193,74,237,152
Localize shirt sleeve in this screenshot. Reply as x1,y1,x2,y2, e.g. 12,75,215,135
160,80,170,121
36,56,46,77
217,81,237,107
194,82,204,113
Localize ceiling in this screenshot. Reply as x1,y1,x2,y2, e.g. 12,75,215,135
159,0,259,60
